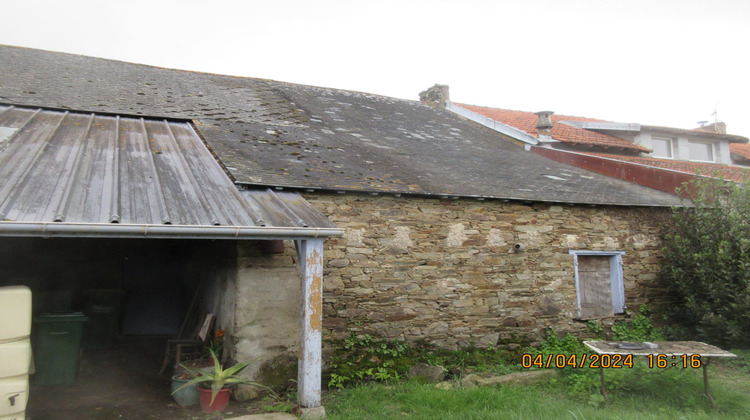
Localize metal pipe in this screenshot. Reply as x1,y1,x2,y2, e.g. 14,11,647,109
0,221,343,240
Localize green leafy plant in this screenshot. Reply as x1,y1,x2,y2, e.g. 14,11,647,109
327,332,513,388
328,373,351,389
523,329,604,399
661,176,750,347
611,305,663,342
172,349,272,405
327,332,410,388
585,320,604,336
535,328,587,355
262,401,294,413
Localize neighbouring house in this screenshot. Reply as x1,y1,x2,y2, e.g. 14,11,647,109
428,85,750,193
2,46,686,403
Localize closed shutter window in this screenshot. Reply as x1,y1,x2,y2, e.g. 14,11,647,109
577,256,614,319
570,251,625,319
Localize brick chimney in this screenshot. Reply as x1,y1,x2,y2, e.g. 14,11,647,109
419,84,450,108
700,121,727,134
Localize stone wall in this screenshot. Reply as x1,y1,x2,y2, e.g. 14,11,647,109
304,193,673,348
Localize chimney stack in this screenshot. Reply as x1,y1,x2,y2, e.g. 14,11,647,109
695,121,727,134
706,121,727,134
535,111,554,131
419,84,450,108
535,111,554,142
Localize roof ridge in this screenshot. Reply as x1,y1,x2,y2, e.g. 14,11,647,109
0,44,418,105
455,103,611,122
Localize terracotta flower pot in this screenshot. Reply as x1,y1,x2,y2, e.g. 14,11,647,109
198,386,231,412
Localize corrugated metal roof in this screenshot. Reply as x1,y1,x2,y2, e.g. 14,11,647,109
0,104,340,239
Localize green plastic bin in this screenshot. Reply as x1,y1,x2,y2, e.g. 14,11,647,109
83,289,124,349
32,312,88,386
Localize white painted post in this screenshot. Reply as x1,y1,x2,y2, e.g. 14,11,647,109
295,238,324,408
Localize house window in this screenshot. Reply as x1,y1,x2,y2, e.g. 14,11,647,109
688,140,715,162
651,137,673,158
570,250,625,319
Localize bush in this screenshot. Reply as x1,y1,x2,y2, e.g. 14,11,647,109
661,176,750,347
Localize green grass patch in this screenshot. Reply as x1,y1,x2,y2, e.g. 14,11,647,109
325,365,750,420
323,314,750,419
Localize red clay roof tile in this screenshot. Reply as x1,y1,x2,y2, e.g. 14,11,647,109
457,104,649,153
730,143,750,160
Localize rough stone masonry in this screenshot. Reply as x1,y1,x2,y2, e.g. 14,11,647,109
304,193,672,349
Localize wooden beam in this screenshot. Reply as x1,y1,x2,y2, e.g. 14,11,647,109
295,238,324,408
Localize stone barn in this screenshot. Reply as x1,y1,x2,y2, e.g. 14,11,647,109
0,46,684,398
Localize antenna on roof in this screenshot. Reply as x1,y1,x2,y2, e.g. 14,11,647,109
712,102,719,123
697,102,727,133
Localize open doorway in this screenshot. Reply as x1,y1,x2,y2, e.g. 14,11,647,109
0,237,238,338
0,237,248,418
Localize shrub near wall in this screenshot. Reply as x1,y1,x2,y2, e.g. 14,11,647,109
661,177,750,347
306,193,672,348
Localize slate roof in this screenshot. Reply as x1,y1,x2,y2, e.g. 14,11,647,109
456,104,649,153
0,45,684,207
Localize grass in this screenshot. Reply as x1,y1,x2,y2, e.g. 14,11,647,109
323,353,750,420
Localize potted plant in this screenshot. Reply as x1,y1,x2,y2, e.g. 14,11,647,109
170,356,215,406
172,349,270,413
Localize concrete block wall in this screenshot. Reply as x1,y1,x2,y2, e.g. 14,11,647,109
233,241,302,385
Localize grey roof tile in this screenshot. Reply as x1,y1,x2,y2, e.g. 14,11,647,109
0,45,683,207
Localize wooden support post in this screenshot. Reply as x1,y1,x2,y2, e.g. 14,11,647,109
295,239,324,408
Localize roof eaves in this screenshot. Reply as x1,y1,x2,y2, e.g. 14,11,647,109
0,221,343,240
560,120,642,132
551,136,650,153
236,181,681,208
644,125,749,143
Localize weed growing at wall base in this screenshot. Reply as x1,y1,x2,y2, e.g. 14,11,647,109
524,308,665,400
326,332,513,388
326,332,411,388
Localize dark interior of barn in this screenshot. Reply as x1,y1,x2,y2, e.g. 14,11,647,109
0,237,258,419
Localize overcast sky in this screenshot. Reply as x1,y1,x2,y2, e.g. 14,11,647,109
2,0,749,138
